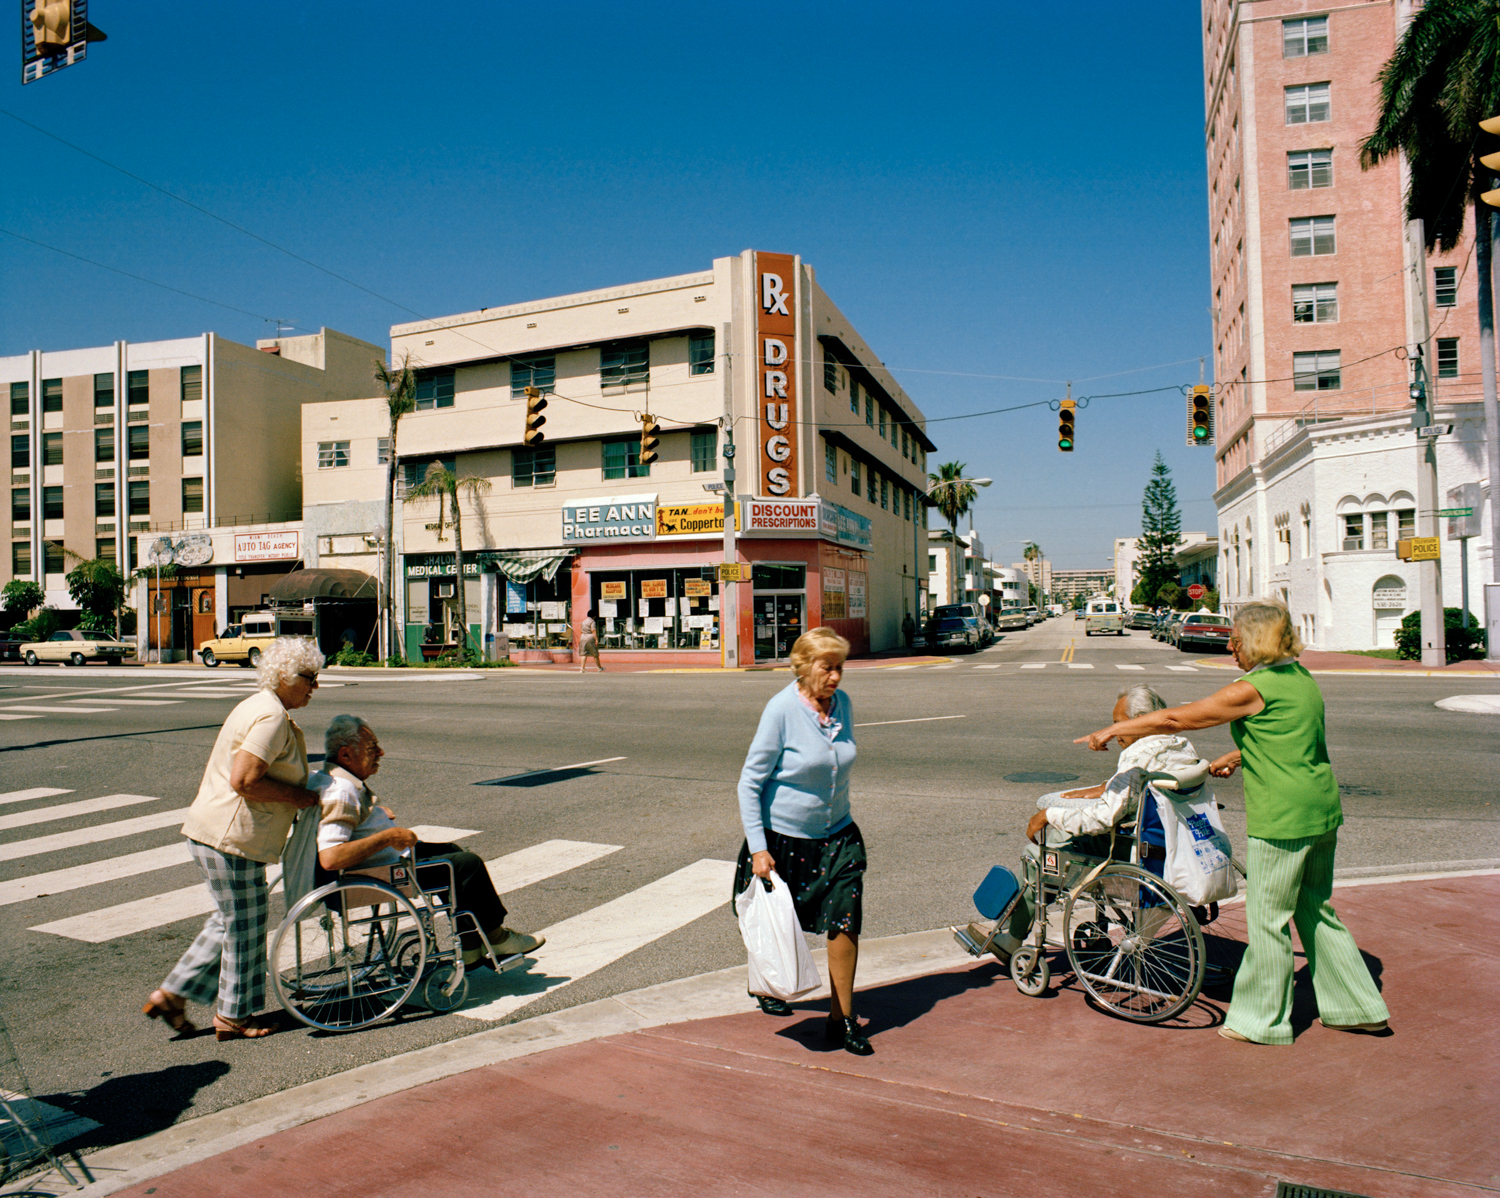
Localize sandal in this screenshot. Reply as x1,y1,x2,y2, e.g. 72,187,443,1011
213,1013,278,1041
142,989,195,1034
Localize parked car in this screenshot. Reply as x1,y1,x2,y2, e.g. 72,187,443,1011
1083,598,1125,636
925,615,980,653
1022,605,1041,626
0,634,25,662
994,607,1028,633
1159,612,1186,645
22,629,137,666
1126,609,1157,630
932,603,993,646
198,612,278,667
1175,612,1234,652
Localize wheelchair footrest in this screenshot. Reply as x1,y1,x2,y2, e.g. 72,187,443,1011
493,952,528,974
952,926,983,957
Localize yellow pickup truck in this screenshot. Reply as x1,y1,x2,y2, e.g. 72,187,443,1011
198,613,277,668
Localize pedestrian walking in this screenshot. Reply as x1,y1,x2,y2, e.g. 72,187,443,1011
732,627,872,1055
142,637,324,1040
1076,600,1389,1045
578,609,603,672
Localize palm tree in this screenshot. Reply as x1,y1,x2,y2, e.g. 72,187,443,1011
374,354,416,660
405,464,492,655
1361,0,1500,585
927,462,976,536
1023,542,1044,607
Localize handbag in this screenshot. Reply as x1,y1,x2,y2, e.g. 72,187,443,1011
1150,783,1238,906
735,870,822,1001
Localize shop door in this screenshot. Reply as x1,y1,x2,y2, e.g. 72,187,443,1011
753,593,805,662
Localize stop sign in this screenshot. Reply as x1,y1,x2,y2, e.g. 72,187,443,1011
1187,583,1206,601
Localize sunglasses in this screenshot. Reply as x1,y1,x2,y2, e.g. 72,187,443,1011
297,673,320,685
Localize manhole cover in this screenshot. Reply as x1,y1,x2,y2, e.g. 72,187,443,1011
1338,784,1381,797
1004,771,1080,785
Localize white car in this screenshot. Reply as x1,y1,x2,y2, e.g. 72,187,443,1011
22,629,137,666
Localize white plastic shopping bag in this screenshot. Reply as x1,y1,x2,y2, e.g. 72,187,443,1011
1151,785,1238,905
735,870,822,1001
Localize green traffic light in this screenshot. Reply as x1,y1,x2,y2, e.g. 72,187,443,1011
1058,438,1073,451
1193,426,1208,441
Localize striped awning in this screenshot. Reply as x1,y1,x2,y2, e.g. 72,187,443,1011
479,549,571,583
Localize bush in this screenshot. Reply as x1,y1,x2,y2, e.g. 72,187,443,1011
383,654,408,668
12,606,61,642
77,610,116,634
1395,607,1488,663
332,646,376,668
120,609,138,636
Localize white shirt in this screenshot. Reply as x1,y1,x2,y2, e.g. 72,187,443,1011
309,765,403,868
1045,733,1204,837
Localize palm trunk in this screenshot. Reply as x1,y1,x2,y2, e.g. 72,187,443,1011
1477,192,1499,588
384,416,400,661
451,486,469,654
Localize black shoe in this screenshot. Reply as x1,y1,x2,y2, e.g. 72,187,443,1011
825,1015,874,1055
752,993,793,1016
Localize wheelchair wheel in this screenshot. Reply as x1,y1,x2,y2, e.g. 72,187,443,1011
272,879,427,1031
1063,864,1204,1023
1010,946,1050,996
421,964,470,1012
1195,896,1249,994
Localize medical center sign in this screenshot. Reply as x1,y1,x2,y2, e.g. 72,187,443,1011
756,251,798,497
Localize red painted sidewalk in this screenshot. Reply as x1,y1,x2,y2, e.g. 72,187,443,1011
111,874,1497,1198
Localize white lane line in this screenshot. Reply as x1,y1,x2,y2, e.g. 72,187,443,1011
928,664,957,671
66,698,183,706
1116,664,1146,671
881,664,921,671
0,808,186,863
1068,663,1095,670
150,689,255,698
0,713,44,720
456,858,736,1022
0,705,119,713
1020,663,1047,670
493,839,622,893
0,793,165,832
973,664,1002,669
0,842,191,906
855,715,968,728
0,788,73,807
1166,665,1199,672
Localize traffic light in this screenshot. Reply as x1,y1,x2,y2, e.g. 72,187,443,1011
1188,385,1213,447
1481,114,1500,209
1057,399,1075,452
639,413,660,466
523,385,546,446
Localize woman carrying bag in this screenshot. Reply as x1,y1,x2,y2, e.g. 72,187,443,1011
732,627,873,1056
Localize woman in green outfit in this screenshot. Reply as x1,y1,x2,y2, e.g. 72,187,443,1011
1076,600,1389,1045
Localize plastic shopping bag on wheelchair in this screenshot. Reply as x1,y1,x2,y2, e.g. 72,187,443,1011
1151,785,1238,905
735,870,822,1001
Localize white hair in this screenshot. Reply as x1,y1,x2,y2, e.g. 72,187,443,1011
324,713,370,762
257,636,325,692
1117,684,1167,719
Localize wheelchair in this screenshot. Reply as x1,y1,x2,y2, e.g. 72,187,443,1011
270,854,525,1032
953,764,1247,1024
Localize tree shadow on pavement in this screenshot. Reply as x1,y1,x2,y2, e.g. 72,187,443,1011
33,1060,230,1153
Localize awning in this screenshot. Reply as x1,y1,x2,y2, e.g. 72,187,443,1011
479,550,570,584
267,569,378,601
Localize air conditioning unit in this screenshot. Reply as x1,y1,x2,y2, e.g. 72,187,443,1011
434,582,455,599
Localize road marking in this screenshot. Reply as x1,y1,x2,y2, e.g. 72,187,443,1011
1020,663,1046,669
0,705,119,713
1061,640,1076,664
456,858,736,1021
927,664,957,670
1166,665,1199,672
0,792,165,832
882,664,921,671
854,715,967,728
65,697,183,706
1068,663,1094,670
973,663,1002,669
0,713,44,720
150,688,256,697
0,808,186,863
0,788,73,807
1116,664,1146,671
496,839,622,892
0,842,191,906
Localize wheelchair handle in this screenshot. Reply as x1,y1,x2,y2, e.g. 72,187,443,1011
1143,759,1210,792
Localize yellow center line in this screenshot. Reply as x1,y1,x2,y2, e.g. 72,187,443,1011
1060,640,1075,664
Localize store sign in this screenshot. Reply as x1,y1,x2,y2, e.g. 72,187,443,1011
599,580,628,600
235,531,300,562
1373,587,1407,608
684,578,712,597
562,494,657,542
505,579,528,614
819,501,873,550
640,579,668,598
656,502,739,538
823,567,847,619
848,571,868,619
406,555,480,578
744,497,820,534
756,251,798,496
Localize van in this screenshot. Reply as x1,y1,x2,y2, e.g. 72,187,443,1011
1083,598,1125,636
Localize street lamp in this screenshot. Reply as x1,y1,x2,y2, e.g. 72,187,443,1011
924,477,992,602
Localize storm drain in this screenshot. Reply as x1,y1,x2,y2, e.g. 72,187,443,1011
1275,1183,1373,1198
1004,771,1080,785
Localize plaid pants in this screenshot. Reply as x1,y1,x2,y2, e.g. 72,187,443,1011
162,840,271,1019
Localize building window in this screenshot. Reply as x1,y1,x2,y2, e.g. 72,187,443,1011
403,457,454,490
1369,511,1389,551
43,542,65,575
11,542,30,576
691,428,717,473
512,444,556,487
94,373,114,408
95,482,114,518
1293,351,1341,391
689,332,715,376
1285,83,1330,125
850,378,859,415
878,407,887,436
602,437,648,480
128,480,150,517
1436,338,1459,378
317,440,351,469
824,353,837,393
181,421,203,457
850,458,860,494
600,339,649,388
10,382,27,416
377,438,391,465
12,488,29,522
182,477,204,514
95,426,114,463
180,364,202,404
1341,513,1364,551
928,553,937,573
825,442,837,485
414,369,456,410
901,429,910,460
128,424,150,460
1433,266,1457,307
867,467,877,504
1288,149,1332,189
1290,216,1336,256
42,486,63,520
127,370,149,406
1283,16,1328,56
1301,510,1312,557
11,434,28,469
880,476,889,510
509,355,555,398
96,538,116,563
42,432,62,466
1292,282,1338,323
1396,508,1415,539
42,379,62,414
865,395,874,426
904,488,912,520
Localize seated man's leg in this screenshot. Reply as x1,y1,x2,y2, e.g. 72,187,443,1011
413,843,507,956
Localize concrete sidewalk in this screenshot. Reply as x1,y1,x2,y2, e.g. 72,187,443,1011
44,872,1500,1197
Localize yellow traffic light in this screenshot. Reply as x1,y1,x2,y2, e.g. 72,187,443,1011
523,385,547,446
640,413,660,466
1057,399,1075,451
31,1,72,54
1189,385,1213,447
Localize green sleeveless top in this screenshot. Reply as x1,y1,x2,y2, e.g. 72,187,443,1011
1230,660,1343,840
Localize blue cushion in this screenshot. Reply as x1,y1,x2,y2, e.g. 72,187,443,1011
973,866,1022,920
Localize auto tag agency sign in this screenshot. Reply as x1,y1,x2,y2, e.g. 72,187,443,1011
234,531,300,562
756,251,798,497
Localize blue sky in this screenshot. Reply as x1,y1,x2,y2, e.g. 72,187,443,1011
1,1,1216,567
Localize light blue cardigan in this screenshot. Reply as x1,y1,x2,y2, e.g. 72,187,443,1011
737,682,856,854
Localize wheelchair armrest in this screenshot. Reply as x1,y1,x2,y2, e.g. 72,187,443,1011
1143,759,1210,793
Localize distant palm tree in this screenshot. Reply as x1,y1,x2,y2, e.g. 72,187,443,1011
374,354,416,659
406,464,492,654
1023,541,1044,606
927,462,976,536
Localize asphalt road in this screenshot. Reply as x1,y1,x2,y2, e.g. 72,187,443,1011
0,619,1495,1152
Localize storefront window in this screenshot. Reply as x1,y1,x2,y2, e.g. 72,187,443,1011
752,563,806,662
498,572,571,649
586,567,721,650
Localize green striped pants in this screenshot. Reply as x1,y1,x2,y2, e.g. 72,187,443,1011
1225,828,1389,1045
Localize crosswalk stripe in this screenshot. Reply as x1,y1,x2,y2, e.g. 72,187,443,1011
928,664,957,670
0,705,119,713
496,839,621,892
66,698,183,706
1020,663,1046,669
0,788,73,806
973,663,1001,669
1116,664,1145,671
1166,665,1199,672
1068,663,1094,669
152,688,255,697
0,713,44,720
0,842,191,906
0,808,186,863
456,858,736,1021
0,792,166,832
28,867,278,943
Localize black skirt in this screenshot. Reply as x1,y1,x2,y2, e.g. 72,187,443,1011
732,822,866,937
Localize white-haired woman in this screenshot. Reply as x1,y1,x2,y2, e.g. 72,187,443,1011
1077,601,1389,1045
733,627,872,1055
143,637,324,1040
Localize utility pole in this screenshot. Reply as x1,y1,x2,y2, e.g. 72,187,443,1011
1406,219,1446,668
720,323,739,670
1476,114,1500,659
